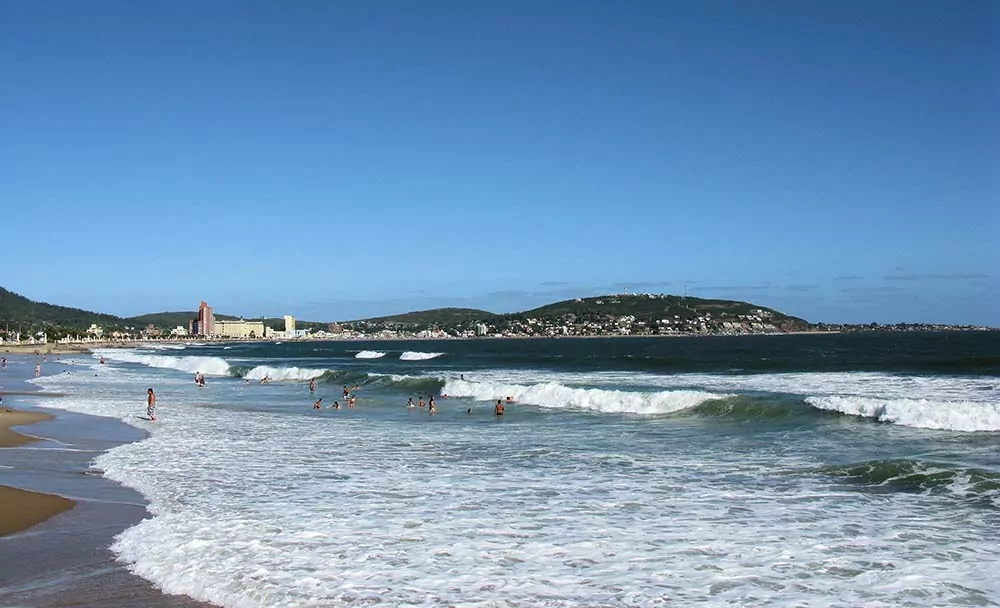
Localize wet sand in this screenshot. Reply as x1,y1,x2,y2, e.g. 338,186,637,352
0,408,55,448
0,357,216,607
0,485,76,537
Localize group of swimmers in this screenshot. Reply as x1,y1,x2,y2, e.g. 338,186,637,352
406,395,438,413
313,384,361,410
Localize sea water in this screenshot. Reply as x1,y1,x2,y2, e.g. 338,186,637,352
31,333,1000,607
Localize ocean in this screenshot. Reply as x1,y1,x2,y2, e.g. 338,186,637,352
27,332,1000,607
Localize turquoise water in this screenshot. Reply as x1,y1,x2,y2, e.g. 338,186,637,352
28,332,1000,607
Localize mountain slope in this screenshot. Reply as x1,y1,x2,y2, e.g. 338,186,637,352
350,307,497,327
0,287,119,329
522,294,808,326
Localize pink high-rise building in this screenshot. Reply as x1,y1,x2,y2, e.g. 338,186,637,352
198,301,214,337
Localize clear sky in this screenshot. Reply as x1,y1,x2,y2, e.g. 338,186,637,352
1,1,996,325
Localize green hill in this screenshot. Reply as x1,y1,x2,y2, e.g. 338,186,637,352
0,287,118,330
350,307,496,327
518,294,810,330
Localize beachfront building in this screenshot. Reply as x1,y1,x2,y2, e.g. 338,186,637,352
198,301,215,337
86,324,104,339
284,315,296,334
214,319,265,339
170,325,189,337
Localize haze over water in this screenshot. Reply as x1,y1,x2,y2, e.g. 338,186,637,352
29,332,1000,607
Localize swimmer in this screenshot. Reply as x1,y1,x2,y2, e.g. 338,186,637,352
407,397,415,408
494,399,504,416
349,395,356,408
332,401,341,409
314,398,323,409
418,396,425,408
309,378,316,392
147,388,157,421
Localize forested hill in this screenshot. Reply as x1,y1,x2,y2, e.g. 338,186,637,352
350,307,496,327
0,287,118,329
345,294,812,333
520,294,808,327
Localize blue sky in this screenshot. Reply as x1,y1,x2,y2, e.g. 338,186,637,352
1,1,996,325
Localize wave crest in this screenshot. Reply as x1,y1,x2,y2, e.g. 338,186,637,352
96,350,231,376
805,395,1000,432
242,366,327,382
817,459,1000,505
399,351,443,361
442,379,729,415
355,351,386,359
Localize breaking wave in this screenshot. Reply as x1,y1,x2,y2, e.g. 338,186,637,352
141,343,189,351
96,350,232,376
441,378,730,415
816,459,1000,506
805,396,1000,432
687,396,817,420
399,351,443,361
355,351,386,359
241,366,327,382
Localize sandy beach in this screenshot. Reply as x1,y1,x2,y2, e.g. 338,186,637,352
0,407,54,448
0,485,76,537
0,355,216,607
0,408,78,537
1,343,93,355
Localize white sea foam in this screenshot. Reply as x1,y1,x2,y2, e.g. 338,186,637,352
442,378,730,414
355,350,386,359
141,343,189,351
450,369,1000,432
399,351,443,361
241,365,326,382
96,349,232,376
28,362,1000,608
805,396,1000,432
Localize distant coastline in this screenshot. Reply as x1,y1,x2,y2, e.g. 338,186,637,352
8,327,1000,356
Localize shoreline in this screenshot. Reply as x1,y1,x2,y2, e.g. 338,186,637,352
0,359,216,607
0,408,78,537
0,407,55,448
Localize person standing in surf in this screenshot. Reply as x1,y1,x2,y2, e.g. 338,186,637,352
309,378,316,393
494,399,504,416
147,388,157,421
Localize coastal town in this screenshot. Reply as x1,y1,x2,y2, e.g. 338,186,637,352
1,291,993,348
